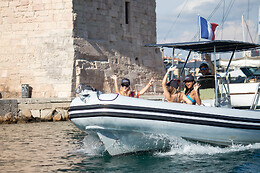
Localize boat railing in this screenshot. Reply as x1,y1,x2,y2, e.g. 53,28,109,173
75,84,99,101
218,75,232,108
250,83,260,110
198,75,232,108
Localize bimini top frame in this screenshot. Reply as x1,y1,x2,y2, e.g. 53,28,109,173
145,40,260,53
145,40,260,107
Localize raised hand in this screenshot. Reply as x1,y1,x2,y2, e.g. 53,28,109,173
205,54,211,61
149,78,155,85
194,83,201,91
111,75,117,80
167,65,177,72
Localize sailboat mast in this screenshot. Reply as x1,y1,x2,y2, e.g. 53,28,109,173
242,15,246,57
242,15,245,42
258,6,260,44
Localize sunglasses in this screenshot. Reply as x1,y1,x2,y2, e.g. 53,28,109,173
121,84,129,87
200,67,208,70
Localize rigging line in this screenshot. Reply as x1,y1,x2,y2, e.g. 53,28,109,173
207,0,225,20
163,0,189,41
222,0,235,22
244,19,254,43
215,0,235,37
190,0,224,42
221,0,225,40
218,0,234,27
244,19,258,56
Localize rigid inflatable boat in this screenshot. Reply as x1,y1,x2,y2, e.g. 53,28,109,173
69,40,260,156
69,85,260,156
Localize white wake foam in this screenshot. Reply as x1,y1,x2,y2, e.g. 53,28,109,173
77,135,105,156
77,134,260,157
155,137,260,156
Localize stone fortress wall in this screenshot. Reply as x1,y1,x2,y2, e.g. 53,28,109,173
0,0,75,98
0,0,164,99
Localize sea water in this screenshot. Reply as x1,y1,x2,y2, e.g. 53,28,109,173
0,121,260,172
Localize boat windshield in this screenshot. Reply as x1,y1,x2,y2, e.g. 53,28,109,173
240,67,260,77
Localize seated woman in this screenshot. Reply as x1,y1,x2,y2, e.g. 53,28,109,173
183,74,201,105
111,75,154,98
162,66,192,104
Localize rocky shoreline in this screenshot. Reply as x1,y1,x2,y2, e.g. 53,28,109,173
0,108,69,124
0,98,71,124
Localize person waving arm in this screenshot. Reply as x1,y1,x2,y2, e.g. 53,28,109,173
111,75,119,93
138,78,155,95
162,66,176,101
193,83,201,105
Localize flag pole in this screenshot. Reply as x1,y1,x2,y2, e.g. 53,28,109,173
198,15,203,62
198,15,201,42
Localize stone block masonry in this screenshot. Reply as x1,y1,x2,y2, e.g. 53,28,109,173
72,0,164,95
0,0,74,98
0,99,18,117
0,0,164,99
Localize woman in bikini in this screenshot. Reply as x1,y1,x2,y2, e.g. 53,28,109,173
162,66,192,104
111,75,154,98
183,74,201,105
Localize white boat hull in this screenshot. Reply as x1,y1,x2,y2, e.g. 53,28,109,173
228,83,260,109
96,129,170,156
69,92,260,156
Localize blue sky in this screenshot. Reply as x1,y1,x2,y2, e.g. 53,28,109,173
155,0,260,57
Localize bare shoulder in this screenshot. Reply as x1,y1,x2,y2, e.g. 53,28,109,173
167,94,177,102
190,89,197,95
179,92,186,97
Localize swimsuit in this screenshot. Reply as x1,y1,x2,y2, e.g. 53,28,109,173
130,91,140,98
187,93,196,104
118,91,140,98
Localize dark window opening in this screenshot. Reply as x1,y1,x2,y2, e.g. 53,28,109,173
135,57,140,66
125,2,129,24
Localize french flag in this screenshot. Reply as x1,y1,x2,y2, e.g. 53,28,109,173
200,16,218,41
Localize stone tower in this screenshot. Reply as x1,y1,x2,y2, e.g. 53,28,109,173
0,0,164,98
